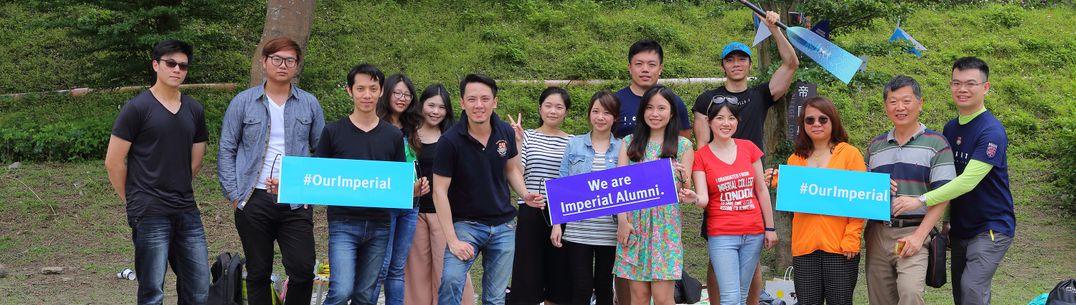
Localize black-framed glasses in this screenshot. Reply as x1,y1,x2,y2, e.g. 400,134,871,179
268,55,298,68
706,95,747,115
804,116,829,125
392,91,413,100
157,59,189,71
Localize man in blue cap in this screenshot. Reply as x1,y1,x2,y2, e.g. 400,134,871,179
690,10,799,305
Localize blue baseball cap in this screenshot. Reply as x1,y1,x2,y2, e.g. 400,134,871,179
721,42,752,60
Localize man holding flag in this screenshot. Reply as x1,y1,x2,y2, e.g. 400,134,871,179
691,10,799,305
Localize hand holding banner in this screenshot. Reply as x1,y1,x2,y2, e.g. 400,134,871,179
277,156,416,209
774,165,891,220
545,159,679,225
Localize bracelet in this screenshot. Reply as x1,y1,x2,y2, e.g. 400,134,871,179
765,227,776,232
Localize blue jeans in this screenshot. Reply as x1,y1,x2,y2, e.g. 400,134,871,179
372,207,419,305
323,218,392,305
129,209,210,305
708,234,764,305
438,220,516,305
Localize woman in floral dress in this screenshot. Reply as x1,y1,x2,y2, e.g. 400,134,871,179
614,85,697,305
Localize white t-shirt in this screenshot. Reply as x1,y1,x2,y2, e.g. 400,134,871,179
256,95,286,189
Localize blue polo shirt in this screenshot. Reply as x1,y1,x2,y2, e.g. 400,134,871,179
943,111,1015,239
433,112,518,226
613,87,692,138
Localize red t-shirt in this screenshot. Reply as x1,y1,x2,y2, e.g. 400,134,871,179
693,139,765,236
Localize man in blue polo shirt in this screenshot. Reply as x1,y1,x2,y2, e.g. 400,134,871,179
433,74,545,305
614,39,692,139
894,57,1015,305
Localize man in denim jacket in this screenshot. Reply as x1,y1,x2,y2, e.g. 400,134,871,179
217,37,325,305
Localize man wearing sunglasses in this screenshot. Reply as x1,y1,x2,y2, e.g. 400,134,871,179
865,75,955,305
217,37,325,305
689,11,798,305
105,39,211,305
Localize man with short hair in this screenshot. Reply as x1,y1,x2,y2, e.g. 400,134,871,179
894,57,1015,305
105,39,210,305
614,39,692,139
317,64,428,305
218,37,325,305
434,74,544,305
691,11,799,304
865,75,954,305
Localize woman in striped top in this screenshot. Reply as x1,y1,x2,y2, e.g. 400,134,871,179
550,90,622,305
506,87,573,305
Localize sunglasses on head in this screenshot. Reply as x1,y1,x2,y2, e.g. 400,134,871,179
804,116,829,125
705,95,746,115
158,59,189,71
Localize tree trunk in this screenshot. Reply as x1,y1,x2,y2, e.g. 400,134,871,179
249,0,316,87
758,0,800,275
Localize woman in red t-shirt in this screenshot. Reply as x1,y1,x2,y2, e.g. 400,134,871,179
689,102,777,305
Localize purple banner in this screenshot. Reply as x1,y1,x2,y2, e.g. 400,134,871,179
545,159,679,225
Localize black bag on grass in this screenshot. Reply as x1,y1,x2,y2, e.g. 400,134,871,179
208,252,244,305
674,269,703,304
1048,278,1076,305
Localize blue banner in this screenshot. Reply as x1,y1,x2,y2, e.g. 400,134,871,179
277,156,415,209
545,159,679,225
774,165,891,220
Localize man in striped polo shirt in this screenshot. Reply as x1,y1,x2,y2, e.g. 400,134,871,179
865,75,956,305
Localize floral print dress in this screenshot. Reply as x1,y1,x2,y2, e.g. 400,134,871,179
613,135,692,281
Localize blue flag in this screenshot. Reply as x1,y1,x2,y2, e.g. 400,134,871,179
752,14,772,46
811,20,831,41
888,25,927,57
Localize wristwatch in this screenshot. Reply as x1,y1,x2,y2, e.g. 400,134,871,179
917,194,928,204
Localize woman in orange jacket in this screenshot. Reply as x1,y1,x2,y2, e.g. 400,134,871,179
765,96,865,305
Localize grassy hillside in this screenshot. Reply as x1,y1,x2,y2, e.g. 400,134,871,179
0,1,1074,303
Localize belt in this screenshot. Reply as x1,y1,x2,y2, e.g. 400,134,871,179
874,218,923,228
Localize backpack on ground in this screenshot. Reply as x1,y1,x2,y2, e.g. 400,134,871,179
1048,278,1076,305
674,269,703,304
208,252,245,305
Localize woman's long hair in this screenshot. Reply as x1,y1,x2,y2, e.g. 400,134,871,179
406,83,455,157
627,85,681,162
792,96,848,159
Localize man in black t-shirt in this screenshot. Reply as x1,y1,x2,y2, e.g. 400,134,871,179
690,11,799,305
433,74,544,305
317,64,429,305
105,39,210,305
691,11,799,149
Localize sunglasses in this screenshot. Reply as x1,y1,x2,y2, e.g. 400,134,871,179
705,95,747,115
157,59,189,71
804,116,830,125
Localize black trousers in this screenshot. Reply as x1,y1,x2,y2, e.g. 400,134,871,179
792,250,860,305
508,205,572,304
235,189,316,305
564,241,616,305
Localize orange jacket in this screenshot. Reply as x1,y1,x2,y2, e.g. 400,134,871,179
781,142,867,256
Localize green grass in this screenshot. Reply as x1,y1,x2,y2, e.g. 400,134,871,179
0,1,1074,303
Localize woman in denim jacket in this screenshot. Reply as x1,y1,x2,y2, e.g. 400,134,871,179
550,90,622,305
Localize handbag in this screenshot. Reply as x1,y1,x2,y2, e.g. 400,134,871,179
926,228,948,288
765,267,797,304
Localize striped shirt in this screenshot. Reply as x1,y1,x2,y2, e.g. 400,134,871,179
518,129,570,205
563,153,618,246
867,123,956,217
